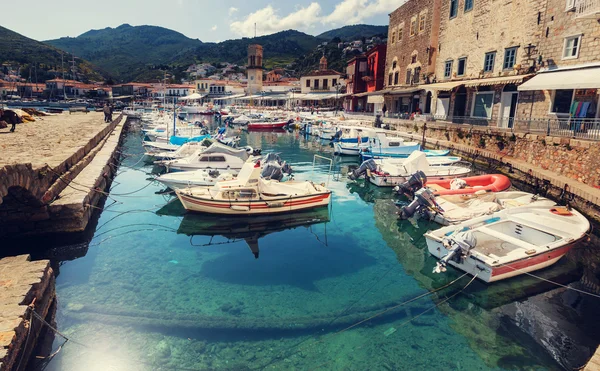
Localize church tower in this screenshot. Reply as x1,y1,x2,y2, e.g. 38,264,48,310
319,54,328,71
247,44,263,95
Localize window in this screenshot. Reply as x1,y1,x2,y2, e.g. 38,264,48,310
392,61,397,69
503,47,518,70
484,52,496,72
411,55,417,64
314,79,319,89
398,28,403,41
444,60,453,78
563,35,581,59
388,74,393,85
457,57,467,76
210,156,226,162
391,33,396,44
565,0,576,11
414,66,421,84
306,79,310,88
472,92,494,118
419,13,426,32
406,69,412,85
450,0,458,18
464,0,474,12
552,89,574,114
332,78,337,86
394,71,399,85
323,79,329,89
410,18,417,36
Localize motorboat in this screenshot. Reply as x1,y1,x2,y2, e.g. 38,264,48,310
162,142,252,172
398,189,556,225
424,174,512,196
424,205,590,283
146,138,214,160
349,152,471,187
176,159,331,215
156,169,237,190
247,121,289,130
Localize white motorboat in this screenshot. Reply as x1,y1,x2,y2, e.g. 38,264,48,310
424,205,590,283
163,143,251,172
349,151,471,187
398,190,556,225
176,159,331,215
146,139,214,160
156,169,237,190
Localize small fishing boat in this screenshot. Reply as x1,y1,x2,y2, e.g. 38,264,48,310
147,139,214,161
350,152,471,187
176,159,331,215
424,205,590,283
156,169,237,190
163,143,252,172
398,189,556,225
247,121,289,130
425,174,512,196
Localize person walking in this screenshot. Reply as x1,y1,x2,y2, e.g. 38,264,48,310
103,104,111,123
382,104,387,118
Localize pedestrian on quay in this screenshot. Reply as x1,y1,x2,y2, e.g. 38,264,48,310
108,104,114,122
382,104,387,118
103,103,111,123
0,108,21,133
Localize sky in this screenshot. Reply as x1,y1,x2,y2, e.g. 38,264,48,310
3,0,400,43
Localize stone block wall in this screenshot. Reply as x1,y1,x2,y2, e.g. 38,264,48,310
385,0,440,88
436,0,545,81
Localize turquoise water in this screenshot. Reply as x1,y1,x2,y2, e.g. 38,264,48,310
33,121,596,370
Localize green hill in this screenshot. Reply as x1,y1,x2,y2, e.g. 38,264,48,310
0,26,106,82
46,24,202,82
317,24,388,42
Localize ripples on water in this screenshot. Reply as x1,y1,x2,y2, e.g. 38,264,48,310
21,120,600,371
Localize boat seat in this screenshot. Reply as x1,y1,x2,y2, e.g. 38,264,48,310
477,226,540,253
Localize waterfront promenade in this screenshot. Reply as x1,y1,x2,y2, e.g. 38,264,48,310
0,112,125,238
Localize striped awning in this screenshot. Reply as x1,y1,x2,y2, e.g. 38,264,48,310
463,74,533,87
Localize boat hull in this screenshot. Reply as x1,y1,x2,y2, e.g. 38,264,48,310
425,237,579,283
177,192,332,215
333,143,360,156
247,122,287,130
368,172,466,187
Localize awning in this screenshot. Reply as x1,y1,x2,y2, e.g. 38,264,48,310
213,94,246,100
180,93,206,100
367,95,385,104
422,81,464,92
463,74,533,87
386,87,421,95
518,66,600,91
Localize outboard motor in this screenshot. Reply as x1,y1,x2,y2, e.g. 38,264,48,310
433,231,477,274
208,169,220,178
262,163,284,181
394,171,428,198
398,188,441,220
348,159,378,180
332,129,343,142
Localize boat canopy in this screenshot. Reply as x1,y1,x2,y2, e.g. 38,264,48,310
202,143,250,161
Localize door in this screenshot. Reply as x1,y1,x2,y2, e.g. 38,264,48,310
499,92,518,128
436,98,450,119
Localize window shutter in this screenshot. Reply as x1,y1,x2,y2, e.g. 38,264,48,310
565,0,575,10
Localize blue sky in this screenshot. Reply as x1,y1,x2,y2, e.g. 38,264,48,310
4,0,399,43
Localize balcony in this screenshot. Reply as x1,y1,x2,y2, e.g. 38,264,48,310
575,0,600,18
310,87,332,92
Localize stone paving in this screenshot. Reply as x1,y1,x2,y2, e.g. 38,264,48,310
0,112,107,170
0,254,54,370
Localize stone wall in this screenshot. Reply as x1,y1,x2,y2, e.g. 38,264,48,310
385,0,440,87
538,0,600,68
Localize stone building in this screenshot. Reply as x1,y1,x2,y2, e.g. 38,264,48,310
247,44,264,95
427,0,545,127
517,0,600,128
384,0,442,116
298,56,345,107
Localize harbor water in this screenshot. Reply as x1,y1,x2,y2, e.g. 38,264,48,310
16,120,600,370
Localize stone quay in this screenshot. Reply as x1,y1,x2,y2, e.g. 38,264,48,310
0,112,127,238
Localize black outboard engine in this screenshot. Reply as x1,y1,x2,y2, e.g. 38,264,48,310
398,188,440,220
348,159,378,180
433,231,477,274
332,129,343,141
394,171,428,198
262,164,284,181
252,148,262,156
208,169,220,178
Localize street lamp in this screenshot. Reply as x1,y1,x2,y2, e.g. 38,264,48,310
334,83,343,116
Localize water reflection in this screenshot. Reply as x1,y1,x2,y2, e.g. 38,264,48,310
177,207,331,259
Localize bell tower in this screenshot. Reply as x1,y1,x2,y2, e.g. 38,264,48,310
247,44,263,95
319,54,328,71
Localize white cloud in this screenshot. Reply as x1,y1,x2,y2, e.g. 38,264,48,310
228,7,239,16
229,0,400,37
211,25,218,31
230,3,322,37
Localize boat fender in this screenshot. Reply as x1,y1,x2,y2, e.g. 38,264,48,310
230,205,250,211
550,207,573,216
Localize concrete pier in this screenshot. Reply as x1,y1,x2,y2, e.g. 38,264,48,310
0,255,55,371
0,112,126,237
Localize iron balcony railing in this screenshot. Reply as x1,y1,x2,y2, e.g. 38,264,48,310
576,0,600,18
